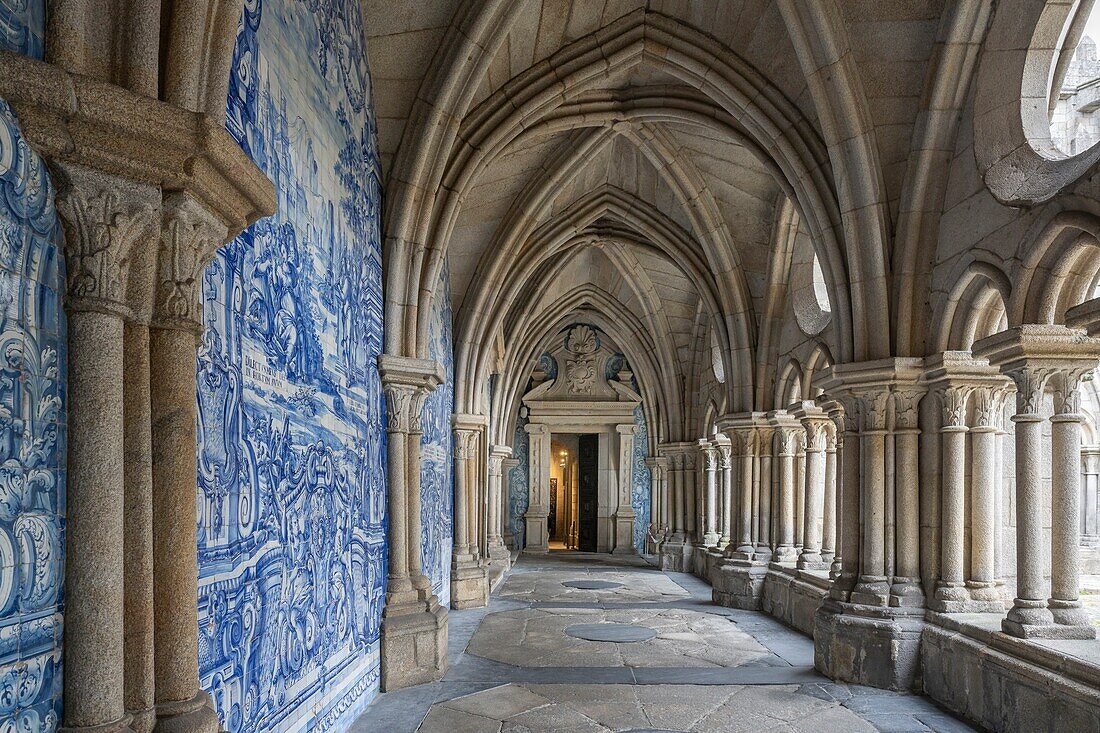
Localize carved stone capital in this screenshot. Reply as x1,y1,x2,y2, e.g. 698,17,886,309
454,429,479,461
856,390,890,432
892,388,923,430
1050,368,1093,416
803,420,830,453
153,192,229,332
54,163,159,317
970,386,1000,429
938,385,970,429
701,444,719,471
716,443,733,470
384,383,417,434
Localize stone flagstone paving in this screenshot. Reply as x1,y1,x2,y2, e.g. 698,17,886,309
350,553,980,733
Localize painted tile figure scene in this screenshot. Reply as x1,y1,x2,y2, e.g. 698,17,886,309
195,1,391,731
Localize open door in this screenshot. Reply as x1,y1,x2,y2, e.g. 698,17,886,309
577,433,599,552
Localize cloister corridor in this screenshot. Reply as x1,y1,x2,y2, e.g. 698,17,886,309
352,555,978,733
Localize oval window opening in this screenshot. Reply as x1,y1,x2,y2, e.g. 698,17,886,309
1049,1,1100,156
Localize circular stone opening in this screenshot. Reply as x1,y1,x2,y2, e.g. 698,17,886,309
564,623,657,643
561,579,623,590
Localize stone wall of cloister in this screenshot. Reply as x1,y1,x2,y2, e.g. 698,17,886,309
9,1,1100,733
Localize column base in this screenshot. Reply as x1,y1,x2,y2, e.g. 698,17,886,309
1050,599,1094,629
849,575,890,605
450,557,489,609
151,692,219,733
889,577,926,608
380,600,448,691
711,560,767,610
797,551,826,570
658,538,693,572
772,546,798,566
130,706,156,733
1001,600,1096,639
813,598,924,691
63,716,137,733
702,531,720,547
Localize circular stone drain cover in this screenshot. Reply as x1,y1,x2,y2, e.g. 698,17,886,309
561,579,623,590
564,623,657,643
622,730,682,733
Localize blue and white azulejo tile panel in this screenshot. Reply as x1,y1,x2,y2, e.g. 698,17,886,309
420,263,454,608
196,1,386,731
0,0,45,59
0,95,66,733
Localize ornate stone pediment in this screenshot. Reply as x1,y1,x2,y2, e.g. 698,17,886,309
524,325,640,403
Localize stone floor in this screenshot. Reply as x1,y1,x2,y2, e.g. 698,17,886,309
350,553,980,733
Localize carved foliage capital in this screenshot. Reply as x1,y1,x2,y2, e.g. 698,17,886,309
701,445,719,471
892,389,922,429
716,443,733,469
803,420,829,452
938,385,970,428
384,383,417,434
856,390,889,432
154,192,228,331
54,166,159,314
971,386,999,428
1050,368,1093,416
1006,365,1054,416
454,428,479,461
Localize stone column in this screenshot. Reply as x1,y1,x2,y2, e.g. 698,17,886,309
851,389,890,605
774,419,799,565
967,387,1003,609
756,427,774,561
524,423,551,552
831,397,859,599
977,326,1100,638
798,415,828,570
123,321,156,733
56,166,158,733
672,452,686,538
794,428,806,549
487,446,512,569
406,392,433,597
645,456,667,550
452,428,474,557
932,385,970,611
718,439,734,550
684,451,698,543
379,357,448,689
823,418,839,574
614,424,638,554
1049,370,1093,633
890,388,924,606
701,442,720,547
502,457,520,550
1009,365,1057,634
995,397,1009,587
1082,444,1100,541
734,428,756,557
1082,448,1100,547
149,194,227,733
452,416,489,608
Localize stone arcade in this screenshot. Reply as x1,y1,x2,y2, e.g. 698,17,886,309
6,1,1100,733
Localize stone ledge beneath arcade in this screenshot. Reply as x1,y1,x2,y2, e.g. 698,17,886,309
813,599,924,691
922,614,1100,732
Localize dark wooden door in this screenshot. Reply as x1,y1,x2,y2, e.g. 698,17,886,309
577,434,599,552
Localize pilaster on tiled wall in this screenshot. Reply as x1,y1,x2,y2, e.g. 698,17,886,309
422,262,454,608
0,4,66,730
